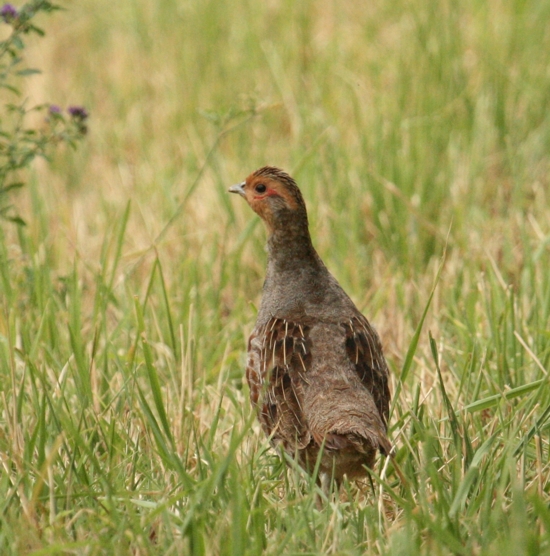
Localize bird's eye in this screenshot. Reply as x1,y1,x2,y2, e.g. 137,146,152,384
255,184,267,194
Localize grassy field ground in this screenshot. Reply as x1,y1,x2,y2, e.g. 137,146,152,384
1,0,550,553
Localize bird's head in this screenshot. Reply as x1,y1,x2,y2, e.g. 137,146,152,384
229,166,308,233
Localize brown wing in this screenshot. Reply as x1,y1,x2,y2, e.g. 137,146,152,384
342,316,390,427
247,318,311,452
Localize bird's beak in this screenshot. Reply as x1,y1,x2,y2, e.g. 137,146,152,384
228,181,246,197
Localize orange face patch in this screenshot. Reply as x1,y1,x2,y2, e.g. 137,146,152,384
244,175,299,209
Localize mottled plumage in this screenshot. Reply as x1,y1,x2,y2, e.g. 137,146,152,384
229,166,392,484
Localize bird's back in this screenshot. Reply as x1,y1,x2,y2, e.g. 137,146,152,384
247,304,391,480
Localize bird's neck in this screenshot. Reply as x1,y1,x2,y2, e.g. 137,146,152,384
265,214,324,274
259,211,350,322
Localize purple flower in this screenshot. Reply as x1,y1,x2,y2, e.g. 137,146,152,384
0,3,18,22
68,105,89,120
49,104,61,115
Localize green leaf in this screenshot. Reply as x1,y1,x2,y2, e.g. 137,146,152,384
12,36,24,50
6,215,26,226
390,252,445,417
27,25,46,37
464,378,546,413
0,83,21,95
448,434,497,518
16,68,42,76
0,182,24,194
134,296,174,446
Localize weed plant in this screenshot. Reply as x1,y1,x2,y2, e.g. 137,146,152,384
0,0,87,225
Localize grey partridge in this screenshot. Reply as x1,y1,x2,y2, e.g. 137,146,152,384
229,166,392,487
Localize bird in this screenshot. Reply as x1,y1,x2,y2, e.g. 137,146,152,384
229,166,392,490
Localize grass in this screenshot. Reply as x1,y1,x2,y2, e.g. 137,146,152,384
1,0,550,553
